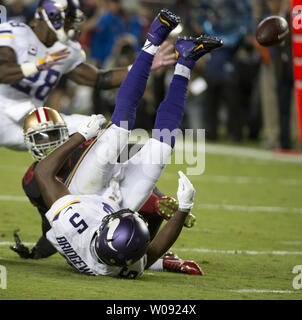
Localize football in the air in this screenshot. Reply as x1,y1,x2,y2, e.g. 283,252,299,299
256,15,289,47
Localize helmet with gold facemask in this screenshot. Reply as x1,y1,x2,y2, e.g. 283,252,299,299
23,107,69,161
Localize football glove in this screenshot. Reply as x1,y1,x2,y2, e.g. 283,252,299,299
177,171,196,212
10,230,34,259
37,48,70,71
77,114,107,140
163,252,203,275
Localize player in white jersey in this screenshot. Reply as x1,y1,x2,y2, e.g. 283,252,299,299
0,0,176,149
10,106,202,276
34,9,223,278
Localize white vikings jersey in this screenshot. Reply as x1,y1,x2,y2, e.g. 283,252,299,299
45,194,147,278
0,21,86,121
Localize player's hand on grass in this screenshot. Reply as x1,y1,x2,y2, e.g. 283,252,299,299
77,114,107,140
151,41,176,71
177,171,195,213
10,230,33,259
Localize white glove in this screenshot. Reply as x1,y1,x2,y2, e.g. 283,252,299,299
77,114,107,140
177,171,196,212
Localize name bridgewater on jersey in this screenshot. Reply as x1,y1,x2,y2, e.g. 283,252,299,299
45,194,147,278
56,236,95,275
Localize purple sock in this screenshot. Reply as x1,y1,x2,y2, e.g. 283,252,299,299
152,73,189,148
111,50,154,130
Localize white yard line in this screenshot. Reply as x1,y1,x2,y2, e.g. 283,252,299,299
0,242,35,246
197,143,302,163
195,175,302,186
197,203,302,214
1,242,302,256
173,248,302,255
131,136,302,163
280,241,302,245
0,195,27,201
161,172,302,186
229,289,296,294
1,195,302,215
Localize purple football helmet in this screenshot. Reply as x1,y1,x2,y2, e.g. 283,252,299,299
35,0,84,43
65,0,85,39
93,210,150,267
66,0,85,23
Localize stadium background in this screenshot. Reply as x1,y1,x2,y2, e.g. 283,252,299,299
0,0,302,301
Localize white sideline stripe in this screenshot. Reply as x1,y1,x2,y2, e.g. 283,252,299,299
229,289,295,294
196,175,302,186
131,136,302,163
280,241,302,245
173,248,302,255
161,173,302,187
197,203,302,214
205,144,302,163
0,195,27,201
0,242,35,246
179,142,302,164
2,242,302,256
2,242,302,255
1,195,302,216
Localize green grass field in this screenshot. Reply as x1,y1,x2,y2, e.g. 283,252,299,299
0,144,302,301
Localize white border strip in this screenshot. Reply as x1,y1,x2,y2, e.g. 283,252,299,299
0,195,27,201
173,248,302,255
1,242,301,256
229,289,295,294
204,144,302,163
131,136,302,163
197,203,302,214
1,195,302,216
0,242,35,246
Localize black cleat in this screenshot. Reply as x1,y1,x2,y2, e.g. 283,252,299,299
146,9,181,46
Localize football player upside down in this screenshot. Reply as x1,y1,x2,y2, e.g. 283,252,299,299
13,106,200,276
11,8,223,279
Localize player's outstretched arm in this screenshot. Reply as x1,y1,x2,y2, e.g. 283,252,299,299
0,46,70,84
145,171,196,269
66,41,176,89
35,115,106,209
66,62,130,89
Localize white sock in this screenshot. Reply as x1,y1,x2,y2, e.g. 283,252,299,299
142,39,160,56
148,258,164,271
174,63,191,80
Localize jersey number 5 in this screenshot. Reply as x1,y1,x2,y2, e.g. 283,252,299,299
69,213,88,234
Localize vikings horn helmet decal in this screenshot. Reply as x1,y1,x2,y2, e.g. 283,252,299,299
93,210,150,267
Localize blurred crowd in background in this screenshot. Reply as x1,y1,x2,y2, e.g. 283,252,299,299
0,0,296,150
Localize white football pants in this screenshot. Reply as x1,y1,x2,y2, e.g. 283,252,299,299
66,124,173,212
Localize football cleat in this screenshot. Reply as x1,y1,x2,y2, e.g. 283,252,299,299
163,252,203,276
156,197,196,228
175,35,223,69
146,8,181,46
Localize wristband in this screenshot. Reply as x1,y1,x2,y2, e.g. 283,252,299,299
178,206,191,213
20,62,39,77
178,202,193,213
